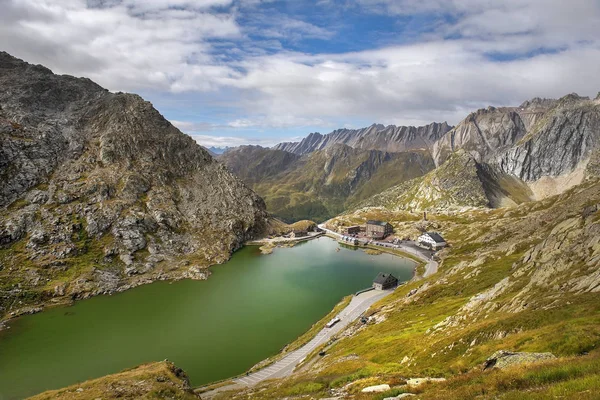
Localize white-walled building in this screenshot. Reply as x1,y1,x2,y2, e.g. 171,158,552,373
418,232,447,250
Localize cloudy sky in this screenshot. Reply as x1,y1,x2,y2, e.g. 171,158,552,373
2,0,600,147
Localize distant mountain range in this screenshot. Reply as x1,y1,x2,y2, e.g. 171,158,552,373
273,122,452,155
220,92,600,220
205,146,232,155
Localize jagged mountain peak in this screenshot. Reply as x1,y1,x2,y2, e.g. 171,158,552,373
519,96,557,110
273,121,452,155
557,92,590,104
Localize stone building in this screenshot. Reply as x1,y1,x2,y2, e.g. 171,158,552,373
373,272,398,290
366,220,393,239
344,225,361,235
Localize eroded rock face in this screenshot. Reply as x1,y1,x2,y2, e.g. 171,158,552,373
496,98,600,181
433,107,527,166
433,94,600,183
0,52,268,317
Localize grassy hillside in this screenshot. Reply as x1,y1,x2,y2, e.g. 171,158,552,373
215,177,600,399
221,145,434,222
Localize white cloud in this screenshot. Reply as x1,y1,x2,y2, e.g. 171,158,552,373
170,120,217,132
0,0,241,92
223,0,600,126
189,134,289,147
227,115,332,129
2,0,600,130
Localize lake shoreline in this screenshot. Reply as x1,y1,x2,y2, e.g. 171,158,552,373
325,232,424,278
0,234,419,333
246,231,325,246
0,238,414,399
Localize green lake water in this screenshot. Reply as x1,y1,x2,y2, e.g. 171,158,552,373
0,237,414,399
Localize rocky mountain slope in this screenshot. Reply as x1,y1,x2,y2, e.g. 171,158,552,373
362,151,535,211
349,93,600,213
220,144,435,222
0,52,268,321
274,122,452,155
218,145,302,186
433,94,600,196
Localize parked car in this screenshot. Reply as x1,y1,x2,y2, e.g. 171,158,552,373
326,316,341,328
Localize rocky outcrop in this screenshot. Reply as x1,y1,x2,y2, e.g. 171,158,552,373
432,107,527,166
361,384,391,393
361,151,532,211
274,122,452,155
483,350,556,370
29,361,197,400
0,52,268,318
495,94,600,181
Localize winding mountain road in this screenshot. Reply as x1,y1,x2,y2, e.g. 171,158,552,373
198,289,393,398
235,289,391,385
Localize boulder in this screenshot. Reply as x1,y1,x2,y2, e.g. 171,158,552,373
54,283,67,296
361,384,390,393
484,350,556,370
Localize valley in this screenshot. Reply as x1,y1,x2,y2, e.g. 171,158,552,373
219,144,434,222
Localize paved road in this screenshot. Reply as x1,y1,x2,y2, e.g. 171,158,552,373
199,289,393,398
318,224,439,277
423,258,439,277
235,289,391,384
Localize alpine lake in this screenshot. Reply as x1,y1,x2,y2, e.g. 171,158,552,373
0,237,415,399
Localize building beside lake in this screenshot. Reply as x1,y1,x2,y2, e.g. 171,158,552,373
366,220,393,239
373,272,398,290
418,232,447,250
344,225,361,235
341,235,360,246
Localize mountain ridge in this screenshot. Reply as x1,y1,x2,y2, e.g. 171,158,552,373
273,121,452,155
